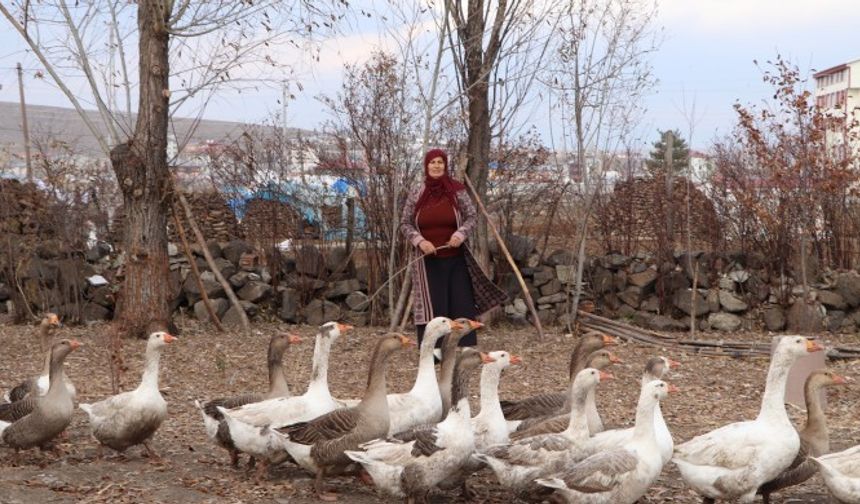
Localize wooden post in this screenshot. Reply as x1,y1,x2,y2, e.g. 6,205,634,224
464,175,544,340
345,197,355,255
16,62,32,182
176,191,249,330
171,202,224,332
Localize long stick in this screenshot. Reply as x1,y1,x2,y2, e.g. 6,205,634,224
463,175,544,340
170,202,224,332
176,191,249,330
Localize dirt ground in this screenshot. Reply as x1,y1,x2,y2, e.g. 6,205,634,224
1,316,858,504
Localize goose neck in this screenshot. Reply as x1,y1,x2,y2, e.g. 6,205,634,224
478,365,503,414
757,351,794,422
307,335,332,395
631,394,658,443
139,346,162,391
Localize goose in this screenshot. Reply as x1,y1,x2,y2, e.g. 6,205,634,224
510,349,622,437
196,332,302,468
500,331,616,422
3,313,74,403
535,380,677,504
276,333,415,501
474,367,613,490
383,316,462,436
220,322,352,430
758,370,852,503
439,318,484,417
472,351,522,451
811,444,860,503
344,349,490,502
0,339,80,456
570,356,680,463
79,331,177,459
442,349,521,499
672,336,824,503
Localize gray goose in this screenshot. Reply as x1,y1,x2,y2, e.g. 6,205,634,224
3,313,69,403
196,332,302,467
509,348,622,437
499,331,616,421
438,318,483,417
0,339,80,456
513,354,672,441
277,333,415,501
345,349,490,502
757,369,852,503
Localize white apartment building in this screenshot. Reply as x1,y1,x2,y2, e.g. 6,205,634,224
814,58,860,159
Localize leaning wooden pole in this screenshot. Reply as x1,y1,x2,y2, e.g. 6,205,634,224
170,202,225,332
464,175,544,340
176,191,249,330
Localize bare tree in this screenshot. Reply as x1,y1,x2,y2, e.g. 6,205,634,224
1,0,347,336
547,0,660,329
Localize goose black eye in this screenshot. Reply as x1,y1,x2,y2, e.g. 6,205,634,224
796,338,802,343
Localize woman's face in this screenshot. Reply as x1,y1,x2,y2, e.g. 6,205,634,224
427,156,446,179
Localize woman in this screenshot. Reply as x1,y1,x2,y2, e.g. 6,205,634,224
400,148,507,348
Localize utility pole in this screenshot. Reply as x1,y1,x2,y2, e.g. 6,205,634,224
16,62,33,182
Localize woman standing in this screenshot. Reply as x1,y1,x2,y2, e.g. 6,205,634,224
400,149,507,348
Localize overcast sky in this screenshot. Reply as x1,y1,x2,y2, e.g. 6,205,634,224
0,0,856,151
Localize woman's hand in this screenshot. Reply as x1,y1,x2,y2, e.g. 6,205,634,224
447,234,464,248
419,240,437,255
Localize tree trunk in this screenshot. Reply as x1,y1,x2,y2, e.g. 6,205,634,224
461,0,493,272
110,1,171,338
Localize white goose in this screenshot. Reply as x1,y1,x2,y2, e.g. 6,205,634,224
474,367,612,490
385,316,461,435
811,444,860,504
582,356,679,464
220,322,352,462
535,380,677,504
672,336,824,503
472,351,522,451
344,349,490,501
80,331,177,458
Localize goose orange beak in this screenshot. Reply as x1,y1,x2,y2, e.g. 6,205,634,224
668,358,682,368
668,383,680,394
480,352,496,364
287,333,303,344
69,339,82,350
398,334,416,348
163,333,177,344
468,320,484,330
833,374,852,385
598,370,614,381
602,334,618,346
806,339,824,352
510,354,523,365
609,353,624,364
337,323,354,333
449,320,465,331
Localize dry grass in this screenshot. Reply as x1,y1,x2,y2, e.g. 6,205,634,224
0,316,858,503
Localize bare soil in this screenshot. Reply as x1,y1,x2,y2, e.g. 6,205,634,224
1,317,858,504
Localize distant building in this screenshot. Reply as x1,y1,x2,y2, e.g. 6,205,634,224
813,58,860,156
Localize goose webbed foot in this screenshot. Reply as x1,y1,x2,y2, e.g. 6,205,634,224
460,480,479,501
314,468,338,501
247,455,257,469
253,458,270,483
142,441,164,464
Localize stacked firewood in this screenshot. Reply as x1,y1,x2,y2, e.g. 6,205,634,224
168,191,241,243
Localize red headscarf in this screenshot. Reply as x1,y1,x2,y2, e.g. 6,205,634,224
414,149,466,217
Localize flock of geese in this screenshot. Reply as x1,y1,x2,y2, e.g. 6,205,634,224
0,314,858,503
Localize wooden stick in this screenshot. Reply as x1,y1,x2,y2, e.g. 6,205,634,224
463,175,544,341
176,192,249,330
170,202,224,332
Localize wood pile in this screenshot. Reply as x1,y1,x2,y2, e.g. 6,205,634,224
168,191,241,243
596,176,722,251
111,191,242,246
240,198,301,246
0,179,56,239
578,311,860,360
